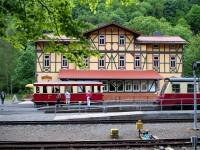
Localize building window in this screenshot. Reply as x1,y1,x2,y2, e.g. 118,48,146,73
109,80,116,92
117,80,124,92
148,80,156,92
102,80,108,92
133,80,140,92
84,57,89,68
153,55,159,70
62,55,68,68
119,35,125,45
153,44,159,49
187,84,194,93
172,84,180,93
99,56,105,68
141,80,147,92
170,44,176,49
44,55,50,67
99,35,105,45
125,80,132,92
119,55,125,68
135,44,141,49
170,56,176,68
134,54,141,69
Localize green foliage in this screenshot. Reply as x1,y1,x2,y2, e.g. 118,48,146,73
12,44,35,92
125,16,192,40
183,34,200,76
0,39,18,92
186,5,200,34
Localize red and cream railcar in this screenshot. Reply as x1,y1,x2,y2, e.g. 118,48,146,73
158,77,200,106
32,81,103,104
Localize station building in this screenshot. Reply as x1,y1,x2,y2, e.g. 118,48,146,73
35,23,186,100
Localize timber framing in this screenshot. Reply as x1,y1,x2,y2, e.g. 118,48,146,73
35,23,186,98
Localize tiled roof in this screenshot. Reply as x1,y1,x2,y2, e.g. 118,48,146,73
136,36,186,44
58,69,163,80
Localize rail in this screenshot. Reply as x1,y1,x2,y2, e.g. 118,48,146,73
0,138,199,149
0,119,197,125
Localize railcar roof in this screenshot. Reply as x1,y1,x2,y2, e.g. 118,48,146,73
165,77,200,82
34,81,103,86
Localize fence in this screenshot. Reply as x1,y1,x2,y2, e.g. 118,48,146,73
52,98,200,113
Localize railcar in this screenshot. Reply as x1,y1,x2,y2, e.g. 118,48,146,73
158,77,200,107
32,81,103,104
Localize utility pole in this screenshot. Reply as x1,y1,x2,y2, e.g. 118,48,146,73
192,61,200,130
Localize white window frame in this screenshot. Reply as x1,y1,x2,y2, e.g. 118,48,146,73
117,80,124,92
134,54,141,69
102,80,108,92
170,55,176,68
133,80,140,92
119,35,125,45
109,80,117,92
62,55,68,68
141,80,147,92
44,55,50,67
99,35,105,45
119,55,125,68
153,54,159,69
99,56,105,68
125,80,132,92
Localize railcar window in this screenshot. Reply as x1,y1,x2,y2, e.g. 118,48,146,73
172,84,180,93
98,86,101,92
187,84,194,93
65,86,72,93
36,86,40,93
77,86,85,93
43,86,47,93
52,86,60,93
92,86,94,93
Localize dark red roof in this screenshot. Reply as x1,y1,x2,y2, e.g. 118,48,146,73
83,22,140,37
58,70,162,80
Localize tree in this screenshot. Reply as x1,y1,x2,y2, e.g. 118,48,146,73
187,5,200,34
12,44,35,93
183,34,200,76
125,16,192,41
0,39,18,93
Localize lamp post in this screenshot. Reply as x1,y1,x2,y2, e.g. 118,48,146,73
192,61,200,130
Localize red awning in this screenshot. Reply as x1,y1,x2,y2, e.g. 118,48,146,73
58,70,162,80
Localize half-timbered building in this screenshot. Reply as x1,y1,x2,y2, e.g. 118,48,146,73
35,23,186,100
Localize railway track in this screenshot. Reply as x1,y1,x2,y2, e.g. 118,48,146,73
0,139,199,149
0,119,198,125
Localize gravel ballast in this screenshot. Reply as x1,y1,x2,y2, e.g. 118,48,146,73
0,122,199,141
